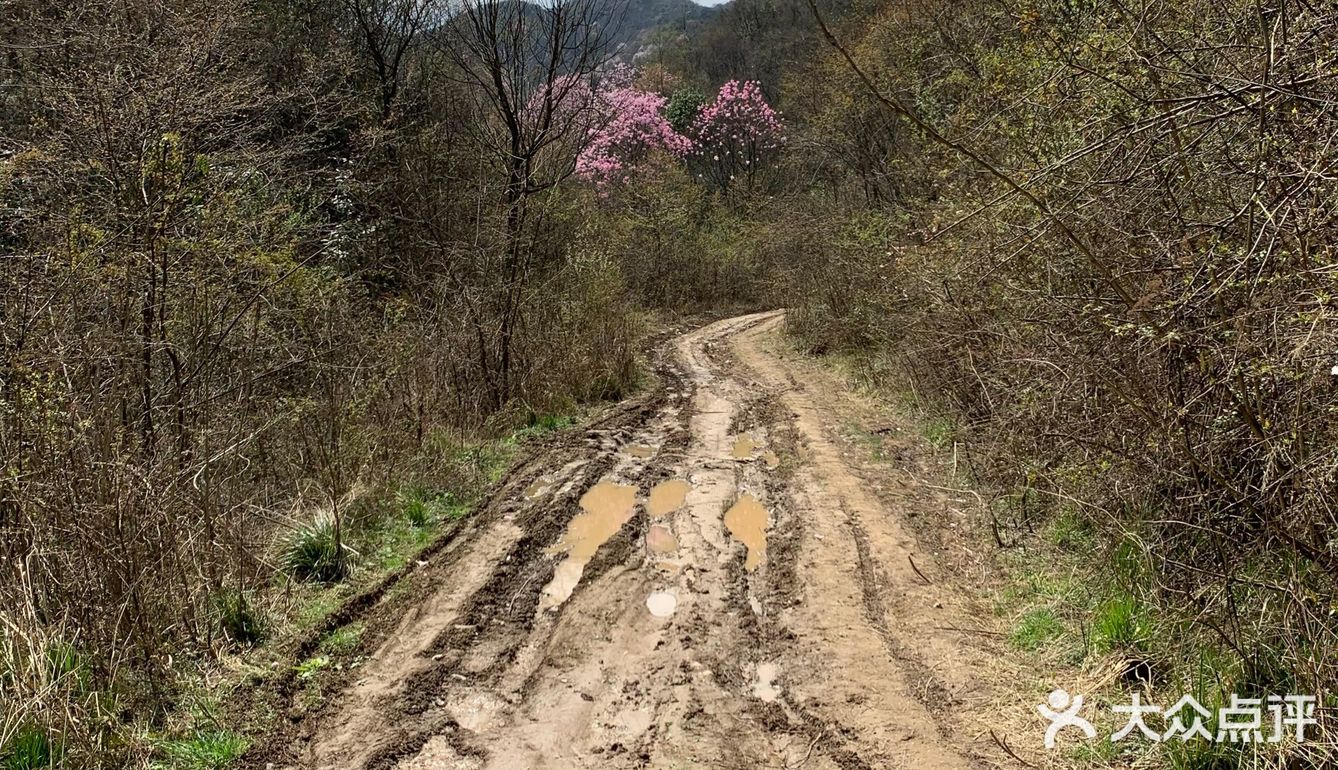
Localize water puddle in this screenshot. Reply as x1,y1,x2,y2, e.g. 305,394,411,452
646,524,678,554
724,493,769,570
647,479,690,518
540,482,638,609
524,479,550,500
752,662,781,702
624,444,655,458
731,435,757,459
647,590,678,618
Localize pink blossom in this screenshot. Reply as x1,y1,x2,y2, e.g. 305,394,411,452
689,80,784,189
575,70,693,190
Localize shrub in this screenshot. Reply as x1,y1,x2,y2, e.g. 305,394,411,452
666,86,705,134
211,590,265,646
280,514,351,583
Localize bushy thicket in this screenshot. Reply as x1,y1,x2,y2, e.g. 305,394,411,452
0,0,805,758
778,0,1338,764
0,0,650,763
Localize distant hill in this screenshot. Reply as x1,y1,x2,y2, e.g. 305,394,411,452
608,0,721,62
427,1,721,70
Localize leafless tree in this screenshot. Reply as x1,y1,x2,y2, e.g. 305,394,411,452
436,0,624,406
343,0,439,122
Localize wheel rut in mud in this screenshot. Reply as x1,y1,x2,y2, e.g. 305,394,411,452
261,311,1006,770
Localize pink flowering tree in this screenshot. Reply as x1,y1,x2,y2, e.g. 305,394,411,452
690,80,785,191
575,73,692,190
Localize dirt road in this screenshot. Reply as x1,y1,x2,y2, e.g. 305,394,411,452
270,312,1007,769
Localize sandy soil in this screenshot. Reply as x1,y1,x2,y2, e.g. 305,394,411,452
263,311,1016,770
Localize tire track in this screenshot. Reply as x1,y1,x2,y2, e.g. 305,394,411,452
264,312,997,770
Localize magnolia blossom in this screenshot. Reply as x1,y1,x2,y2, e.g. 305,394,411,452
692,81,784,151
575,74,692,189
690,80,784,189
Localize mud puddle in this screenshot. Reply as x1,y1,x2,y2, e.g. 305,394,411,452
723,493,769,570
753,662,782,702
540,481,638,609
646,478,690,517
731,434,757,459
646,590,678,618
646,524,677,553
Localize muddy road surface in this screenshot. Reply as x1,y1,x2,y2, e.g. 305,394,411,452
267,312,1005,770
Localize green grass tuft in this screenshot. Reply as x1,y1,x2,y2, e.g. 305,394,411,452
153,730,248,770
1161,739,1242,770
1,725,60,770
1047,509,1094,550
921,417,955,449
294,655,330,681
44,641,89,692
212,589,265,646
1093,594,1150,653
1009,607,1064,650
319,623,364,656
399,488,432,528
396,486,468,528
524,411,576,434
281,513,351,583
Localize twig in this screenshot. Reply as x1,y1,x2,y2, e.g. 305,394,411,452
787,729,825,769
989,729,1037,768
935,625,1006,637
506,573,539,615
908,555,933,585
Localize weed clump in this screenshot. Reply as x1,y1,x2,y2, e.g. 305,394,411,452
1,726,61,770
153,730,248,770
281,514,352,583
211,589,265,646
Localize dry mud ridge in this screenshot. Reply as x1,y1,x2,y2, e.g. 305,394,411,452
265,311,1015,770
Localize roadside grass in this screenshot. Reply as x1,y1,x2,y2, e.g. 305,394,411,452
1,725,61,770
841,422,892,462
134,407,588,769
151,732,247,770
791,335,1334,770
1009,607,1063,651
280,513,350,584
921,416,955,450
990,504,1319,770
139,673,247,770
820,350,967,472
294,655,331,681
212,590,265,647
319,623,364,656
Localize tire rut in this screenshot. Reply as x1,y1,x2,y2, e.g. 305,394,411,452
263,312,1000,770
